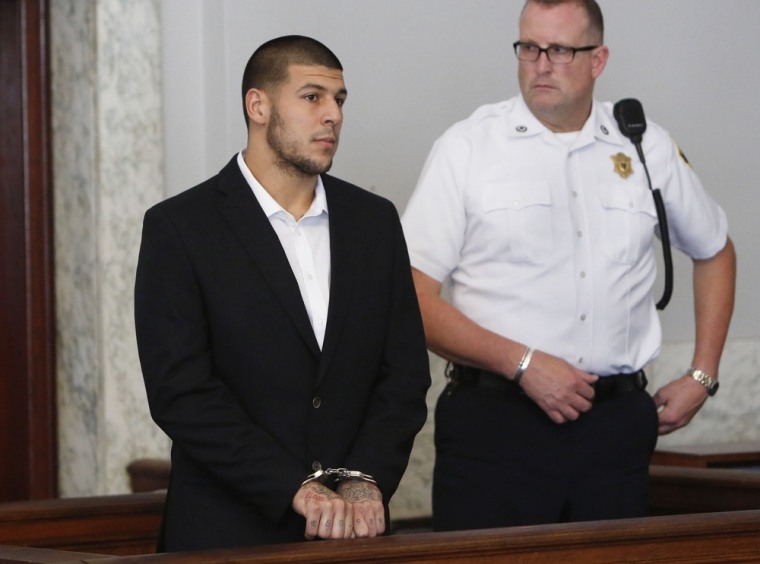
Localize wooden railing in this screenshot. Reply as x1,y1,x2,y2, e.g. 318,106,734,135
0,492,164,556
2,464,760,562
651,441,760,468
1,510,760,563
126,459,170,494
649,464,760,515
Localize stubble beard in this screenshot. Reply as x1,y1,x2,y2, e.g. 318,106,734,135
267,107,334,177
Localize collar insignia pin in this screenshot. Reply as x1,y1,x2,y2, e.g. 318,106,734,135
611,152,633,179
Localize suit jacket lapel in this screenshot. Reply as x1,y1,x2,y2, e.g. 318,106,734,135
317,176,357,383
214,158,321,357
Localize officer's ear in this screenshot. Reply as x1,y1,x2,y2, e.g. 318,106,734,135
591,45,609,79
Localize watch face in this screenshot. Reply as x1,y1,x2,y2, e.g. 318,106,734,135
690,368,718,396
709,381,720,396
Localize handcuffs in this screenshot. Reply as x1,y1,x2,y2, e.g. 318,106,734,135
301,467,377,488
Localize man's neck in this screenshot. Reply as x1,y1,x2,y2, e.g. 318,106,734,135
243,150,317,220
538,111,589,134
532,100,593,134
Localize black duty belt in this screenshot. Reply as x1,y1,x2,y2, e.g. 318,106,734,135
447,364,647,403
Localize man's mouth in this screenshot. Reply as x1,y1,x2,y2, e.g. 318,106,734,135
532,82,556,91
314,136,337,149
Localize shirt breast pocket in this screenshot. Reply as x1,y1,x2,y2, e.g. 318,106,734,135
596,184,658,265
481,182,553,264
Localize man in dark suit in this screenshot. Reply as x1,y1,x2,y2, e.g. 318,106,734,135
134,35,430,552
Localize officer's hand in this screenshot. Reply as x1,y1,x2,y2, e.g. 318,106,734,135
292,481,354,540
653,375,709,435
336,479,385,538
518,350,598,424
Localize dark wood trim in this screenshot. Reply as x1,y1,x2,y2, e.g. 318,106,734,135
0,545,112,563
1,504,759,563
127,460,171,494
0,493,164,556
133,510,760,563
1,488,760,562
649,464,760,516
0,0,57,501
652,441,760,468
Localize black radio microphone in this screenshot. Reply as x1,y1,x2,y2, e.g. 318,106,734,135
614,98,647,163
612,97,673,310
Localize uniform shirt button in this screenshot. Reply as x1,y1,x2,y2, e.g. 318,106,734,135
312,461,322,471
312,396,322,408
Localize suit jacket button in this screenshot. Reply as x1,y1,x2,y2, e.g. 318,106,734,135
312,396,322,409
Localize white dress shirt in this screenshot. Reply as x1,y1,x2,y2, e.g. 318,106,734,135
237,151,330,348
402,96,727,375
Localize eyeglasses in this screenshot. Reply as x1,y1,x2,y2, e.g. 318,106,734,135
513,41,599,64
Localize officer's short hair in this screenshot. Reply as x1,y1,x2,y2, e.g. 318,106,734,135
522,0,604,43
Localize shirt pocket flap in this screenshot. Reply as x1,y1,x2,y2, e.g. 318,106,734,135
597,184,656,217
482,182,551,212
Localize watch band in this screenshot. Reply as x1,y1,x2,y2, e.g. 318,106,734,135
688,367,719,396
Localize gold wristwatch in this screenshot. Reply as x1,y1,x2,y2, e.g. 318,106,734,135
688,367,719,396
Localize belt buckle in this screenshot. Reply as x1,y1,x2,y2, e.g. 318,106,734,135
593,376,614,402
634,370,647,390
447,363,479,385
445,362,455,382
445,362,462,388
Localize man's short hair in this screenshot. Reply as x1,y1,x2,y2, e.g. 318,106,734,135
241,35,343,127
523,0,604,43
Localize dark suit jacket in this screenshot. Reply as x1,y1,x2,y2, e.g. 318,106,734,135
134,156,430,551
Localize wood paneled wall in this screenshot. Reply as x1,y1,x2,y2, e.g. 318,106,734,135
0,0,57,501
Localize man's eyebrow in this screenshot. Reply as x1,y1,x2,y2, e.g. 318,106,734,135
297,83,348,97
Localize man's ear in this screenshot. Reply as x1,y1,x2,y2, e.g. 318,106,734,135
245,88,268,126
591,45,609,79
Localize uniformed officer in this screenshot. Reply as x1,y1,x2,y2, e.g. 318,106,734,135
401,0,736,531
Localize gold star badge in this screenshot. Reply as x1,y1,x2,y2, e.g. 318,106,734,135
611,152,633,179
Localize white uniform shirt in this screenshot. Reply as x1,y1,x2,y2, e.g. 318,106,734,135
237,151,331,348
401,96,727,375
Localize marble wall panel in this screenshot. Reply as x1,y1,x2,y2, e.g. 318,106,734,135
51,0,102,497
52,0,169,497
95,0,169,498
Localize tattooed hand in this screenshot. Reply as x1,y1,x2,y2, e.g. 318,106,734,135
337,479,385,537
292,481,354,540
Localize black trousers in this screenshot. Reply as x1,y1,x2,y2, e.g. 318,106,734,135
432,380,659,531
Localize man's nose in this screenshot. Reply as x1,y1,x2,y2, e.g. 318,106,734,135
323,101,343,125
535,50,553,71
